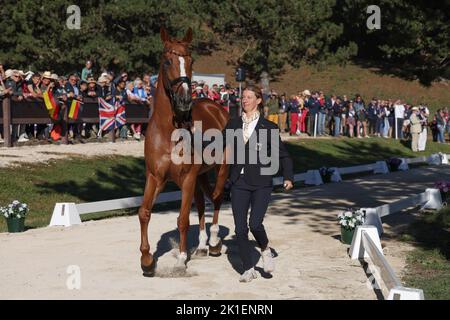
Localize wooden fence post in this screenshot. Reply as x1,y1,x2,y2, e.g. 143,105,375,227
2,97,12,147
61,104,69,145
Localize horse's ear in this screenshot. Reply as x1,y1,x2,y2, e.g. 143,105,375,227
160,26,170,43
182,27,193,44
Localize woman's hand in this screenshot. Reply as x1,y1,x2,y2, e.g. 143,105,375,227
283,180,293,190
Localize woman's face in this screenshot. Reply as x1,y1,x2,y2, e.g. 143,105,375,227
242,89,261,114
32,76,40,85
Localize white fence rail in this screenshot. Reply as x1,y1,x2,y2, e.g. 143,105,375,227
49,153,448,227
362,188,443,235
349,226,424,300
349,186,445,300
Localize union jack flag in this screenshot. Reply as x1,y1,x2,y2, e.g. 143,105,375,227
97,98,127,136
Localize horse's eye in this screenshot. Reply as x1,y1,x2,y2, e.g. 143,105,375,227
164,60,172,67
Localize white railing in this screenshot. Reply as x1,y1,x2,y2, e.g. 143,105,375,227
349,226,424,300
349,186,445,300
49,153,447,227
361,188,443,235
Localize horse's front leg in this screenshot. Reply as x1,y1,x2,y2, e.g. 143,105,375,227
174,173,197,271
139,174,160,276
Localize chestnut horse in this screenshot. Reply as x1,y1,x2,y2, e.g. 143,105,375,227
138,27,229,276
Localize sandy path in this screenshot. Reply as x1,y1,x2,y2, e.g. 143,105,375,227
1,166,447,300
0,140,145,167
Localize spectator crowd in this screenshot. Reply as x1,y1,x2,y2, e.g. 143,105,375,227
0,60,449,152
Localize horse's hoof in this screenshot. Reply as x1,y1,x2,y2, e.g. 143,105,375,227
141,261,156,277
173,262,187,274
194,248,208,257
209,239,222,257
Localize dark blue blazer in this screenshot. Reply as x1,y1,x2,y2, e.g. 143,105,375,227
223,116,294,187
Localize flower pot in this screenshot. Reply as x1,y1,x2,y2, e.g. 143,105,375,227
6,217,25,233
340,226,355,245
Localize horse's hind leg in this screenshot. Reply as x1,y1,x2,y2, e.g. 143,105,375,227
193,180,208,257
197,167,227,257
139,174,162,277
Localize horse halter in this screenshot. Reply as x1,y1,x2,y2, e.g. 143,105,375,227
162,48,192,98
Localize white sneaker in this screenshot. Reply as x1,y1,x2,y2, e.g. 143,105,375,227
18,134,29,142
261,248,275,273
133,133,141,141
239,268,258,283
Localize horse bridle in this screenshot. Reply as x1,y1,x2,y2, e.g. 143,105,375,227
162,48,192,102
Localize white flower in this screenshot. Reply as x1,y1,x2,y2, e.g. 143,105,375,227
8,208,13,214
344,212,353,218
19,207,24,212
12,200,19,205
349,222,355,229
23,204,28,208
17,215,21,219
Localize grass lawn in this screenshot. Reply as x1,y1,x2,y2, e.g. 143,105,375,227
400,207,450,299
1,137,450,232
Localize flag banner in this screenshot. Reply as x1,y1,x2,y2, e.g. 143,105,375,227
114,102,126,128
98,98,127,136
43,90,58,111
68,99,81,120
43,90,61,120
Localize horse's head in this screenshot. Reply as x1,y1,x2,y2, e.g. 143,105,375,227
160,27,194,124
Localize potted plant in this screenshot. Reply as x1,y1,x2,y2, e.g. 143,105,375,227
434,181,450,204
319,167,335,183
337,208,365,245
1,200,29,233
386,157,402,172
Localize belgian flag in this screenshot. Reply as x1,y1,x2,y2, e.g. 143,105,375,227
68,99,81,120
42,90,60,120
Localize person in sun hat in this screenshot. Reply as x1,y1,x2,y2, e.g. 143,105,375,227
193,85,206,99
409,106,422,152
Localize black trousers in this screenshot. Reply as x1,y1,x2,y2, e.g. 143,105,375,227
231,175,272,271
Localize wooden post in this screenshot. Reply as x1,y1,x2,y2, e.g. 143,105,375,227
109,127,116,143
61,104,69,145
2,97,12,147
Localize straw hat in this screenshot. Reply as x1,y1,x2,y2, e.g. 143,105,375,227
411,106,419,111
303,89,311,96
195,86,203,90
4,69,15,79
50,73,59,81
97,76,109,84
42,71,52,79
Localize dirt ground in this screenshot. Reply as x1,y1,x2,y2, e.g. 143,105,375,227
1,146,448,299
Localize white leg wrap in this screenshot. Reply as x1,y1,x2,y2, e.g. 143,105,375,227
198,230,208,249
209,224,220,247
175,251,187,268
